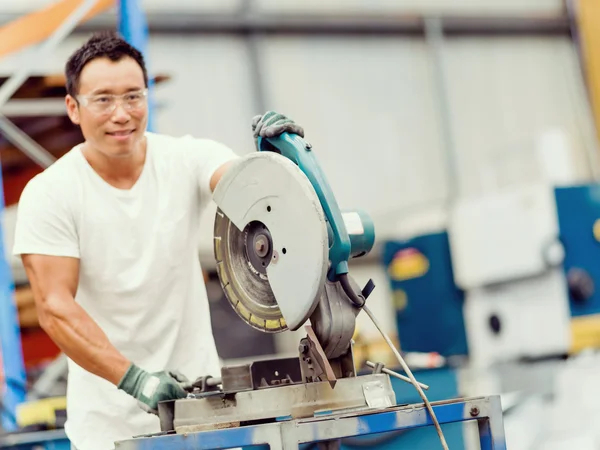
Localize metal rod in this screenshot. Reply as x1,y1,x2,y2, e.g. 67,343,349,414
28,354,68,401
365,361,430,390
0,115,56,168
425,17,460,206
0,0,98,108
362,304,449,450
0,99,69,117
240,0,267,115
206,377,222,387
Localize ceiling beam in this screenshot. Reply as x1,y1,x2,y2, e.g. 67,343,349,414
0,74,171,100
0,99,67,118
55,11,574,37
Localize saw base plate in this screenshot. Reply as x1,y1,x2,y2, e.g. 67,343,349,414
168,373,395,434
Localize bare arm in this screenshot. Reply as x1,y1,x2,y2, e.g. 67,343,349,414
209,160,235,192
22,254,130,385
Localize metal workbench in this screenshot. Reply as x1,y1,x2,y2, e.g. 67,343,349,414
115,395,506,450
0,429,69,450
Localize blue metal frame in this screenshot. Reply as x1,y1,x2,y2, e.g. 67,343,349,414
115,395,506,450
0,429,69,450
118,0,156,132
0,154,26,431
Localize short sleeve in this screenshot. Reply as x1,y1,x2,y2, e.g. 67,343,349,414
183,137,240,208
12,176,80,258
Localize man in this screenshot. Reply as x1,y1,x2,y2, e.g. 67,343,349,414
12,31,304,450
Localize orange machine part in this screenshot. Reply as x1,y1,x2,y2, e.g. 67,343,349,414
0,0,115,59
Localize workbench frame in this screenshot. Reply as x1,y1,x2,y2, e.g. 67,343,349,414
115,395,506,450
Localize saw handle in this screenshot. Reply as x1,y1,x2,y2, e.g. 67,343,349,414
258,133,351,280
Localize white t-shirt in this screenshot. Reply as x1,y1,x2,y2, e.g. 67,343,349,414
12,132,239,450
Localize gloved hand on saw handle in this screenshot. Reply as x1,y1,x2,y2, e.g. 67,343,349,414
252,111,304,150
117,363,189,415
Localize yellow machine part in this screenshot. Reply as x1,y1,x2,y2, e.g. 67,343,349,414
571,314,600,353
577,0,600,143
16,396,67,429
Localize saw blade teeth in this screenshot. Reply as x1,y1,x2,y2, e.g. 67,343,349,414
265,319,281,331
216,262,229,286
235,299,251,321
249,314,266,330
213,207,287,334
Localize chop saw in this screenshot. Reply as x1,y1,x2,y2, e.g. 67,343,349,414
155,131,449,449
213,132,376,381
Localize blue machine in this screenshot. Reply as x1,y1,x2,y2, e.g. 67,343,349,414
378,233,472,448
382,231,469,358
555,184,600,318
554,184,600,351
382,184,600,364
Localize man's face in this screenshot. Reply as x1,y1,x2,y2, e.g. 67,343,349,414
65,56,148,158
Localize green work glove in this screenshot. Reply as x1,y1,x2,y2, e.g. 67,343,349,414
252,111,305,150
117,364,188,415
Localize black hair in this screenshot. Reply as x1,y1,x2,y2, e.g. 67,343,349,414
65,31,148,97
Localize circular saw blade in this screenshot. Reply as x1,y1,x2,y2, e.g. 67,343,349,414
212,152,329,333
214,208,286,332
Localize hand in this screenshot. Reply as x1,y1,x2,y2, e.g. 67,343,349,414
117,363,188,415
252,111,304,149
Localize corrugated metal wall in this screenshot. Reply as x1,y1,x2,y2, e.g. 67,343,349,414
444,37,596,192
0,0,595,257
1,39,595,244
